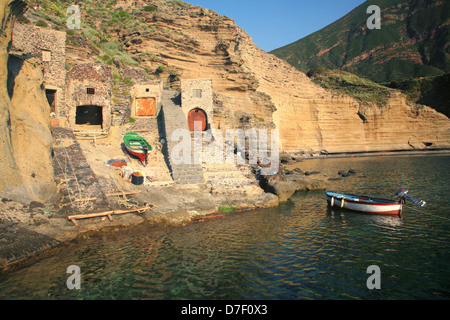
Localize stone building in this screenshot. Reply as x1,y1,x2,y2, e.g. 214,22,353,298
11,23,66,117
181,79,213,131
11,22,213,134
66,63,113,131
130,80,163,118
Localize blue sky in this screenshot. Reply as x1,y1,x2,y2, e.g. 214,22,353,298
184,0,367,52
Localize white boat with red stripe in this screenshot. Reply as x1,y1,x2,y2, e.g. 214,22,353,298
325,189,426,216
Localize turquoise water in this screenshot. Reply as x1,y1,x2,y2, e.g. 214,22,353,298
0,154,449,300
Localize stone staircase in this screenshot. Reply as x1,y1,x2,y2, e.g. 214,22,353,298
202,163,262,195
157,89,263,193
190,127,263,195
51,127,111,212
159,89,205,185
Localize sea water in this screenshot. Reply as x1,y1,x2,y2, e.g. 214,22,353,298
0,154,449,300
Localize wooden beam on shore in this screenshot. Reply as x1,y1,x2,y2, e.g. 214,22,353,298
67,206,153,226
105,190,142,197
73,130,108,135
74,197,97,202
72,191,142,203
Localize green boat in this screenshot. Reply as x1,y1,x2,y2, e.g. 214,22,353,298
123,132,152,164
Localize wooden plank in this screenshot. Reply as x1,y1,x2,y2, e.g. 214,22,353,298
112,206,152,214
73,130,107,134
68,211,114,220
67,206,152,223
74,197,97,202
105,190,142,197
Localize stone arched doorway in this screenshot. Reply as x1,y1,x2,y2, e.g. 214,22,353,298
188,108,207,131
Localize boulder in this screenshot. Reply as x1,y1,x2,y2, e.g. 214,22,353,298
262,173,325,202
279,153,294,164
269,181,296,202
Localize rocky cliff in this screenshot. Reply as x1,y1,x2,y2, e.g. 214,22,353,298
6,0,450,166
111,0,449,153
0,0,57,204
240,44,450,153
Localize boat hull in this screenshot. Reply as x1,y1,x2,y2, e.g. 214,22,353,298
124,145,147,163
123,132,152,164
325,191,402,216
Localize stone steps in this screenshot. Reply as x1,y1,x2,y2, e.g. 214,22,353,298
158,89,261,190
160,89,205,185
204,171,244,178
51,127,111,212
201,160,261,195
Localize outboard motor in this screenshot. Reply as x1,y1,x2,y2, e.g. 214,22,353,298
395,188,427,207
143,146,149,165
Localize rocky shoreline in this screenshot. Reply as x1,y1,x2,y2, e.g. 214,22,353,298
0,186,271,270
0,171,325,271
282,149,450,161
2,149,448,271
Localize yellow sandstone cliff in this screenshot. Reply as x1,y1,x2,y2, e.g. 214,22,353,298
117,1,449,154
0,0,56,204
0,0,449,204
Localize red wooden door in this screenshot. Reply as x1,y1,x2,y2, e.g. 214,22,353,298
136,97,156,116
188,108,207,131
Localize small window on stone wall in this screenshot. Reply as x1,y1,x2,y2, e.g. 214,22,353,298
193,89,202,98
87,88,95,95
42,50,51,62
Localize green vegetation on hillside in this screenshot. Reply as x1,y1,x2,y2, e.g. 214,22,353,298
23,0,161,68
306,68,449,116
271,0,450,84
307,68,393,107
24,0,198,73
388,73,450,117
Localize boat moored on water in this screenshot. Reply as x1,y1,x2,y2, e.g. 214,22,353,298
325,189,426,216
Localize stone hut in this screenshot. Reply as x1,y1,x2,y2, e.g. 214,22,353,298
181,79,213,131
11,23,66,117
66,63,113,131
130,80,163,118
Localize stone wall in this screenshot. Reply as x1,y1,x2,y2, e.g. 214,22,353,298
66,63,113,131
12,23,66,117
130,80,163,118
181,78,213,128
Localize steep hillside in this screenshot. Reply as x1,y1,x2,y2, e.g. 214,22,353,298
271,0,450,84
16,0,450,155
388,73,450,117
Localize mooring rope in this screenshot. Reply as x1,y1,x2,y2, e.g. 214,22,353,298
406,204,450,222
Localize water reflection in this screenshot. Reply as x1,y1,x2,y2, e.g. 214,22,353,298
326,207,404,228
0,155,449,300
